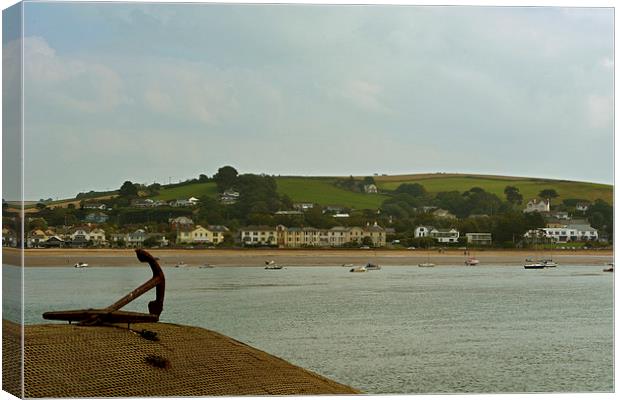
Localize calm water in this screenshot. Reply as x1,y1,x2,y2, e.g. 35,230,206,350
5,264,614,394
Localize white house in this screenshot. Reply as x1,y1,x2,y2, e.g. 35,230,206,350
363,184,378,194
414,226,434,238
523,199,550,213
524,224,598,243
293,202,314,211
430,228,460,243
240,226,278,246
177,225,229,244
576,202,590,212
89,228,107,246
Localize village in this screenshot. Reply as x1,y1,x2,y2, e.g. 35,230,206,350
3,185,607,250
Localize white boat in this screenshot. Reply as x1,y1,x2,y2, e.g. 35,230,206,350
342,263,354,268
199,264,215,269
365,263,381,270
524,261,546,269
73,262,88,268
418,262,435,268
349,266,367,272
265,260,283,270
464,257,479,266
175,261,187,268
540,259,557,268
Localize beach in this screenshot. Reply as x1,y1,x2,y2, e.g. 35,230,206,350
3,248,613,267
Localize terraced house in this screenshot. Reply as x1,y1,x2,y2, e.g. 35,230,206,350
243,223,387,248
177,225,230,245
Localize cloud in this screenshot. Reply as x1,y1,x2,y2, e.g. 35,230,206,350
23,36,128,113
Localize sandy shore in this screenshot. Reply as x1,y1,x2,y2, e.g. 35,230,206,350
3,248,613,267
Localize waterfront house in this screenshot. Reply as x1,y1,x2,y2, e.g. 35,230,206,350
27,229,48,248
127,229,148,247
89,228,107,246
523,199,550,213
177,225,229,245
526,224,599,243
240,226,278,246
430,228,460,243
44,235,66,248
414,226,434,238
465,232,492,246
363,222,386,247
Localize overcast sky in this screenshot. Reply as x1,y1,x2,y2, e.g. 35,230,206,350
4,3,614,200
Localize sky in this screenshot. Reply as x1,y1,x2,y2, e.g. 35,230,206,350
2,3,614,200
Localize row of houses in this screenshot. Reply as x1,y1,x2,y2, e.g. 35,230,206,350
24,227,170,248
524,223,599,243
131,197,200,208
414,226,492,245
240,223,387,247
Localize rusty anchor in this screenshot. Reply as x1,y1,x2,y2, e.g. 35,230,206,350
42,249,165,326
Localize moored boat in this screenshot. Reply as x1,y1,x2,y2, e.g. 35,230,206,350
175,261,187,268
418,262,435,268
464,257,479,266
73,262,88,268
540,259,557,268
603,263,613,272
349,266,367,272
365,263,381,270
265,260,283,270
524,262,546,269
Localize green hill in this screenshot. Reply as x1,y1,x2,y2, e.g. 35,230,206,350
373,173,612,204
42,173,612,210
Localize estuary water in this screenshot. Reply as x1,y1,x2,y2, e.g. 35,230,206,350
6,264,614,394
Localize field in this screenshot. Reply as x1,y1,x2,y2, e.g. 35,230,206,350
28,173,612,210
152,182,218,201
275,177,389,209
373,174,612,204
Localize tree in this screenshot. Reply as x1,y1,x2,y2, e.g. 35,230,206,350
538,189,559,199
35,202,47,210
213,166,239,192
504,186,523,204
119,181,138,197
198,174,209,182
395,183,427,198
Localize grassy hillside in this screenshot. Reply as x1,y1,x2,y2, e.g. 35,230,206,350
275,177,389,209
152,182,219,201
35,173,612,210
373,174,612,204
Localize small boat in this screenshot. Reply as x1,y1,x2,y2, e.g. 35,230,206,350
540,259,557,268
73,262,88,268
342,263,354,268
349,266,367,273
418,262,435,268
175,261,187,268
524,262,546,269
603,263,613,272
199,264,215,269
464,257,479,266
365,263,381,270
265,260,283,270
